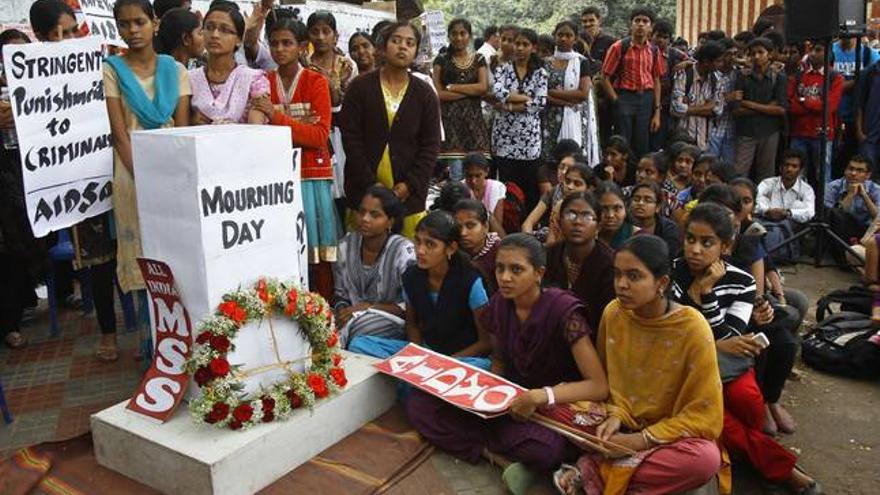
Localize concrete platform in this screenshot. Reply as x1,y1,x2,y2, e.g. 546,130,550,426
91,352,395,495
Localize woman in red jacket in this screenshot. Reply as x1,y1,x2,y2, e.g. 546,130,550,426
254,17,336,296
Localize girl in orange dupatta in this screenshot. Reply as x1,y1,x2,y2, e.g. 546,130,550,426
555,235,725,495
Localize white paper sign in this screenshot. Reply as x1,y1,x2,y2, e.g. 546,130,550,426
421,10,446,56
80,0,127,47
293,0,394,52
2,36,113,238
132,125,309,399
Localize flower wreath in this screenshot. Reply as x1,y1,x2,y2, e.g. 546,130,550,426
183,278,346,430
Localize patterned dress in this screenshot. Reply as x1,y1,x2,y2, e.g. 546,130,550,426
434,52,490,158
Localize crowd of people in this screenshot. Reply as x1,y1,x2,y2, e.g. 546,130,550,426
7,0,880,493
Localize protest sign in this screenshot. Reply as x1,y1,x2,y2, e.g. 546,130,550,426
2,36,113,238
374,344,526,418
132,125,309,399
127,259,193,423
80,0,127,47
292,0,394,53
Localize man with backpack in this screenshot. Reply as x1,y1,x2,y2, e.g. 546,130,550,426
833,37,880,175
670,41,725,150
601,7,664,160
651,19,690,151
788,39,844,184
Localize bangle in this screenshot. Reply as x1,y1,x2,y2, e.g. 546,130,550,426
641,429,653,449
543,386,556,407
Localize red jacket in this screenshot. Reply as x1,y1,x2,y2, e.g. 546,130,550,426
267,68,332,180
787,68,844,139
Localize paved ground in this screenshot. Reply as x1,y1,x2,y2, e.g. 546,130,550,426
1,264,878,493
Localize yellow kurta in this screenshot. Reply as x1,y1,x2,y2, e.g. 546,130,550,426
596,299,728,494
103,62,191,293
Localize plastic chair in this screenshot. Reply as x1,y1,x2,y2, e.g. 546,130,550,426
0,377,12,424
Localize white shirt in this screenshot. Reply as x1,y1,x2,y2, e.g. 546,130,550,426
464,178,506,213
476,42,497,61
755,176,816,223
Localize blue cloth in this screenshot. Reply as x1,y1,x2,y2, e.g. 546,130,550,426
402,278,489,310
677,187,695,205
348,335,492,369
824,178,880,227
301,179,340,255
105,55,180,130
859,62,880,145
791,137,833,183
832,42,880,123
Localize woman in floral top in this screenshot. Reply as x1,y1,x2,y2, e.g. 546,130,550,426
491,28,548,212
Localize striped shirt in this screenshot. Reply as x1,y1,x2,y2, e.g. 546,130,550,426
602,39,665,91
670,67,724,149
671,258,756,341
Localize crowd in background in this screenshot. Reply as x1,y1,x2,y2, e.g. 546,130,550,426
7,0,880,493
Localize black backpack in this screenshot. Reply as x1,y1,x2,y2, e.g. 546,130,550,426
762,219,800,265
801,311,880,378
815,285,874,321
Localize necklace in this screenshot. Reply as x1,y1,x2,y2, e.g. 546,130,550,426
452,52,474,70
563,246,582,289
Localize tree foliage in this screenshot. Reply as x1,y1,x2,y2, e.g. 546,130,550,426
421,0,677,40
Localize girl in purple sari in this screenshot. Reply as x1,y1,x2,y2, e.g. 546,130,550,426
406,234,608,481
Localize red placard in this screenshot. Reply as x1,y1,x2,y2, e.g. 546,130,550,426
374,344,526,418
126,259,193,422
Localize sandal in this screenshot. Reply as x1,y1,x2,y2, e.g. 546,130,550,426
4,331,28,349
553,463,582,495
95,344,119,363
792,465,823,495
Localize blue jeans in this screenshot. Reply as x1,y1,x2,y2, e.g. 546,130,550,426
791,137,833,183
709,130,736,168
612,90,653,159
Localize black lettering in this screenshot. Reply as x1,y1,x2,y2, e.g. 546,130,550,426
250,219,265,240
222,191,234,212
34,198,53,223
222,221,238,249
246,187,257,210
201,186,222,217
238,222,254,244
79,181,99,213
63,188,80,213
99,181,112,200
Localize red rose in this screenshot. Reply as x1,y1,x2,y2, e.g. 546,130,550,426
231,306,246,324
287,290,298,306
326,332,339,348
210,335,231,353
209,357,230,377
196,332,212,344
194,367,213,386
229,420,243,430
257,279,269,302
233,403,254,423
286,390,303,408
332,354,342,366
218,300,238,318
330,367,347,388
205,402,229,423
262,412,275,422
308,373,329,398
261,397,275,412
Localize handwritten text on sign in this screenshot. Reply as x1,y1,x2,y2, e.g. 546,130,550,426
374,344,526,418
80,0,127,47
127,259,193,422
2,36,113,237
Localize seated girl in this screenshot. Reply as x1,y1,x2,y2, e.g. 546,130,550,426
597,182,636,250
461,153,506,234
556,235,723,495
406,234,608,476
452,199,501,293
667,142,701,195
671,203,821,495
333,186,415,347
536,138,582,198
594,135,635,187
544,191,615,333
629,182,681,259
522,150,582,235
349,211,492,366
543,164,595,245
630,151,679,218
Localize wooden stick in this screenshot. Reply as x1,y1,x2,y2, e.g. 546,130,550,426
531,414,638,457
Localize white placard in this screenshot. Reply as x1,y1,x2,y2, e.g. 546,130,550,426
293,0,394,53
80,0,127,47
421,10,446,56
2,36,113,238
132,125,309,399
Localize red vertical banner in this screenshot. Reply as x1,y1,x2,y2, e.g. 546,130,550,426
126,259,193,422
